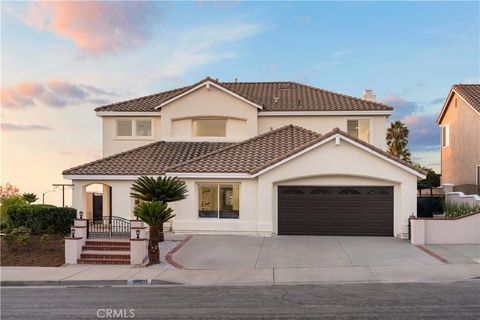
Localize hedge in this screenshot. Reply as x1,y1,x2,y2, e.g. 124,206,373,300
7,204,76,235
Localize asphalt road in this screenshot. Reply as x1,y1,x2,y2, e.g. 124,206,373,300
2,281,480,319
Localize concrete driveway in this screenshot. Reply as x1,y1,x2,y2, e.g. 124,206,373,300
172,235,479,270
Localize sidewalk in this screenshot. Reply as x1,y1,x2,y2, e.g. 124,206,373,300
1,263,479,287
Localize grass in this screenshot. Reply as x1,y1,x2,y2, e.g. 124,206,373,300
440,200,480,218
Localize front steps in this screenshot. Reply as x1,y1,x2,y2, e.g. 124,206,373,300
78,239,130,265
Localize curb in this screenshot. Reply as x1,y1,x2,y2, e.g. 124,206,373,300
165,235,193,269
1,279,180,287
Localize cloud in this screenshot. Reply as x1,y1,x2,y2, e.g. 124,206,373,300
429,97,446,105
313,50,348,70
1,123,52,131
296,16,311,24
1,81,116,110
402,113,440,148
23,1,158,55
381,95,424,120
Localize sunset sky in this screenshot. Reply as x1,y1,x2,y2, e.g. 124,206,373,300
1,1,479,206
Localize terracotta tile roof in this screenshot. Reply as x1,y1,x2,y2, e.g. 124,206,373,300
166,125,321,174
453,84,480,113
95,77,393,113
167,126,426,176
62,141,233,176
63,125,425,177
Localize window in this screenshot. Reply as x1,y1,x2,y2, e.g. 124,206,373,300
117,120,132,136
441,125,449,147
116,119,153,138
347,119,370,143
198,183,239,219
136,120,152,136
193,119,226,137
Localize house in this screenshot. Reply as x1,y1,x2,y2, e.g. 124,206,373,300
63,77,426,238
437,84,480,185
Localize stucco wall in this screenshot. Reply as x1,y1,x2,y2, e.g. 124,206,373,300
258,115,388,150
257,138,419,237
102,117,161,157
160,85,258,142
172,179,260,234
440,92,480,184
72,180,136,220
411,213,480,245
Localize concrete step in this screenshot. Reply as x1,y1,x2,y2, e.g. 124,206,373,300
85,240,130,247
77,258,130,265
82,245,130,251
80,252,130,260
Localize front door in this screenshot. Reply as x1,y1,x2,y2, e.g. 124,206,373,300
93,193,103,221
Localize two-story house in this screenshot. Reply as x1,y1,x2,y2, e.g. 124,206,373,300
63,77,425,238
437,84,480,186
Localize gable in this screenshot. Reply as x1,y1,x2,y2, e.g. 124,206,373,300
438,87,480,124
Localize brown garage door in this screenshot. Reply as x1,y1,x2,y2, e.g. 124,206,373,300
278,186,393,236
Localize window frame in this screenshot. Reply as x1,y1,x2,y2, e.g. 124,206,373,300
115,118,155,140
441,124,449,148
346,118,371,143
197,182,240,220
192,118,227,137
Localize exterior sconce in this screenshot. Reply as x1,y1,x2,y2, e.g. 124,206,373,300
71,228,75,238
79,211,83,219
136,229,140,239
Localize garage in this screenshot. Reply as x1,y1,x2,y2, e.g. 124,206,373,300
278,186,393,236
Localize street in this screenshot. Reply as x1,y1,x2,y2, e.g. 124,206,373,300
1,281,480,319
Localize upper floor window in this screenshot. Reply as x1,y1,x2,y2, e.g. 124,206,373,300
347,119,370,143
441,125,449,147
193,119,226,137
116,119,153,138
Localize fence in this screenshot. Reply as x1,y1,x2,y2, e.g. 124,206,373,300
453,183,480,196
417,187,444,217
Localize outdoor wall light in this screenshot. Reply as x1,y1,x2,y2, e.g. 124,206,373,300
71,228,75,238
136,229,140,239
79,211,83,219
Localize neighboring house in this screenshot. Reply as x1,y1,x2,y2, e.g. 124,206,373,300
437,84,480,185
63,77,425,238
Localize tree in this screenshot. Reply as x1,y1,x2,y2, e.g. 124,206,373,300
386,120,412,163
22,193,38,204
130,176,188,203
130,176,188,242
416,163,441,189
133,201,175,265
0,183,19,204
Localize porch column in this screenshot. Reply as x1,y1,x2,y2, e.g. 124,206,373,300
130,220,147,265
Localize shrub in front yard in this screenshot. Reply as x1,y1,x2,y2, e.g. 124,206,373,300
0,195,28,232
7,204,76,235
441,200,480,218
3,226,31,248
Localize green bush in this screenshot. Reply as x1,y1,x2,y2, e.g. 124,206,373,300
441,200,480,218
0,195,28,232
7,204,76,235
3,226,31,248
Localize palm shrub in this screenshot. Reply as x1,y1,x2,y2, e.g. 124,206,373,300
22,193,38,204
386,120,412,163
133,201,175,264
130,176,187,242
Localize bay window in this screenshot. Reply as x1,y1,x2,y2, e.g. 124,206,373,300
198,183,239,219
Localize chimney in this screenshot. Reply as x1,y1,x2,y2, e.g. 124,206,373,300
362,89,376,102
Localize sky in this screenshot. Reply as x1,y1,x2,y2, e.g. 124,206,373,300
1,1,479,206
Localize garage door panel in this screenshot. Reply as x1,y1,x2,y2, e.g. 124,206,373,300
278,186,393,236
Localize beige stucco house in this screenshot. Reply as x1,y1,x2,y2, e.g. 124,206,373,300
437,84,480,185
63,77,426,238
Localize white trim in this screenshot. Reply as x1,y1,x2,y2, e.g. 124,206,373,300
63,175,156,180
258,111,392,116
476,165,480,185
96,112,160,117
154,81,263,110
441,124,449,148
437,88,480,124
165,172,252,179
